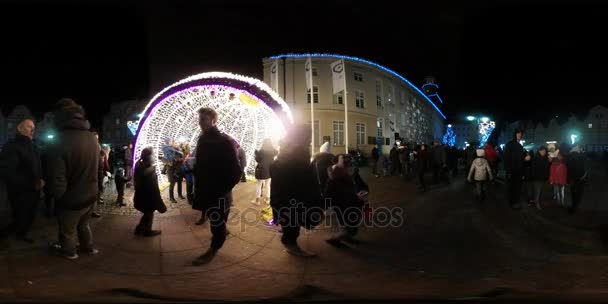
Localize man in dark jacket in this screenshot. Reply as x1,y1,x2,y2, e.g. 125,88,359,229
45,99,100,259
530,146,550,210
0,119,44,243
431,141,447,184
389,145,400,176
192,107,242,265
464,143,477,179
370,145,379,176
124,142,133,188
567,144,586,214
503,129,529,209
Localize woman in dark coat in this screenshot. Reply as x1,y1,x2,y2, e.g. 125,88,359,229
133,147,166,237
270,125,322,257
251,139,277,205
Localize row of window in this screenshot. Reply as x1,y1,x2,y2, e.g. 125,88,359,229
307,85,414,110
312,120,367,146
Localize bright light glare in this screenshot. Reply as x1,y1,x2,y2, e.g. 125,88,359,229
466,116,476,121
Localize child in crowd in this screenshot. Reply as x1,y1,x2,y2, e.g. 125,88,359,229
467,149,494,202
114,162,130,207
550,152,568,207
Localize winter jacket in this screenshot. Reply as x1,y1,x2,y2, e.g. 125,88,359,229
193,126,242,211
504,138,526,176
415,148,429,173
530,153,550,181
431,145,447,166
484,144,498,165
567,150,586,183
254,148,277,180
114,167,130,187
371,147,379,161
270,150,323,229
0,134,42,199
45,107,99,211
468,158,493,181
549,160,568,185
182,156,195,183
133,159,166,213
326,165,361,210
389,147,400,164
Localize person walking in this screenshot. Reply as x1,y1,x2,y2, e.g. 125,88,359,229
251,139,277,205
124,143,133,188
182,152,196,205
389,145,400,176
133,147,166,236
269,125,322,257
114,164,129,207
414,144,429,192
238,145,248,183
45,98,100,259
167,151,185,203
311,141,335,197
431,141,447,184
191,108,242,266
467,149,493,202
484,143,498,178
0,119,44,243
370,144,379,177
504,130,529,209
566,144,586,214
529,146,550,210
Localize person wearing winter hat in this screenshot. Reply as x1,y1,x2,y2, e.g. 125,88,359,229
467,149,494,202
251,138,278,205
311,141,335,196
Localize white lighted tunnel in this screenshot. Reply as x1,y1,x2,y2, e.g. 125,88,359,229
133,72,294,185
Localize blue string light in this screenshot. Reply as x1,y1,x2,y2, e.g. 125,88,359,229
268,53,447,120
427,93,444,104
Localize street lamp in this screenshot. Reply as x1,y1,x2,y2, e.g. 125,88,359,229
481,117,489,123
466,116,476,121
47,134,54,139
570,134,578,145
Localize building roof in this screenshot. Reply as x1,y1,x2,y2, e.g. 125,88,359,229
267,53,446,120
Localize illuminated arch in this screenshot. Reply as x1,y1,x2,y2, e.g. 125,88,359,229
133,72,293,185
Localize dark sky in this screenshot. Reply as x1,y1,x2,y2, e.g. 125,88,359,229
1,0,606,129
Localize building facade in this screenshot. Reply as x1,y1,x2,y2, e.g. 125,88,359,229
262,54,446,154
102,99,147,148
583,105,608,152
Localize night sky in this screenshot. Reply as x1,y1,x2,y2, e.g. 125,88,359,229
1,0,606,130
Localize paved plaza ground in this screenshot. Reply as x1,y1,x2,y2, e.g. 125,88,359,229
0,161,607,302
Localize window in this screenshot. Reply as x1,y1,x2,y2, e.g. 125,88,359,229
312,68,318,77
375,79,382,108
387,85,394,104
333,121,345,145
589,123,593,129
355,90,365,108
115,118,120,125
307,86,319,103
400,91,406,105
333,93,344,105
356,123,366,145
377,118,383,137
354,72,363,82
400,113,407,126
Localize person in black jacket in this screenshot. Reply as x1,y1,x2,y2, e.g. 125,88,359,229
238,145,248,183
414,144,429,192
311,141,334,197
270,124,322,257
370,144,379,176
0,119,44,243
133,148,165,236
45,99,100,259
192,108,242,266
251,139,277,205
503,129,529,209
114,164,130,207
529,147,551,210
566,144,586,214
389,145,400,176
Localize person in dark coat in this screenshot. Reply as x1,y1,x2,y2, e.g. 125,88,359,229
431,141,447,184
414,144,430,192
182,152,196,205
270,124,322,257
0,118,43,243
124,143,133,188
238,145,248,183
447,146,459,177
133,147,166,236
389,145,400,176
398,143,410,178
464,143,477,179
45,98,100,259
370,145,380,176
566,144,586,214
325,154,366,247
167,151,185,203
114,164,130,207
503,129,529,209
311,141,334,197
529,146,550,210
251,138,278,205
192,108,242,266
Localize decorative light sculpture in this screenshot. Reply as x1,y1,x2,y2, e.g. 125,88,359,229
134,72,293,185
478,120,496,148
442,124,456,147
127,120,139,136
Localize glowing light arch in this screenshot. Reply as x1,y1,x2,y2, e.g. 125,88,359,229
134,72,293,185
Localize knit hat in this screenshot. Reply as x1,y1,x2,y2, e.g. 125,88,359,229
476,149,485,157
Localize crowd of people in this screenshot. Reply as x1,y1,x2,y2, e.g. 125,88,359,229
0,100,371,263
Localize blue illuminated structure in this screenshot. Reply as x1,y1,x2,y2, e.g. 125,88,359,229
478,121,496,148
442,124,456,147
269,53,446,120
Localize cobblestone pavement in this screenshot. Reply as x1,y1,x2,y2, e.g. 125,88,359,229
1,168,608,302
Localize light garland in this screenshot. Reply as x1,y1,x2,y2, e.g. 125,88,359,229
479,121,496,148
133,72,293,185
269,53,446,119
